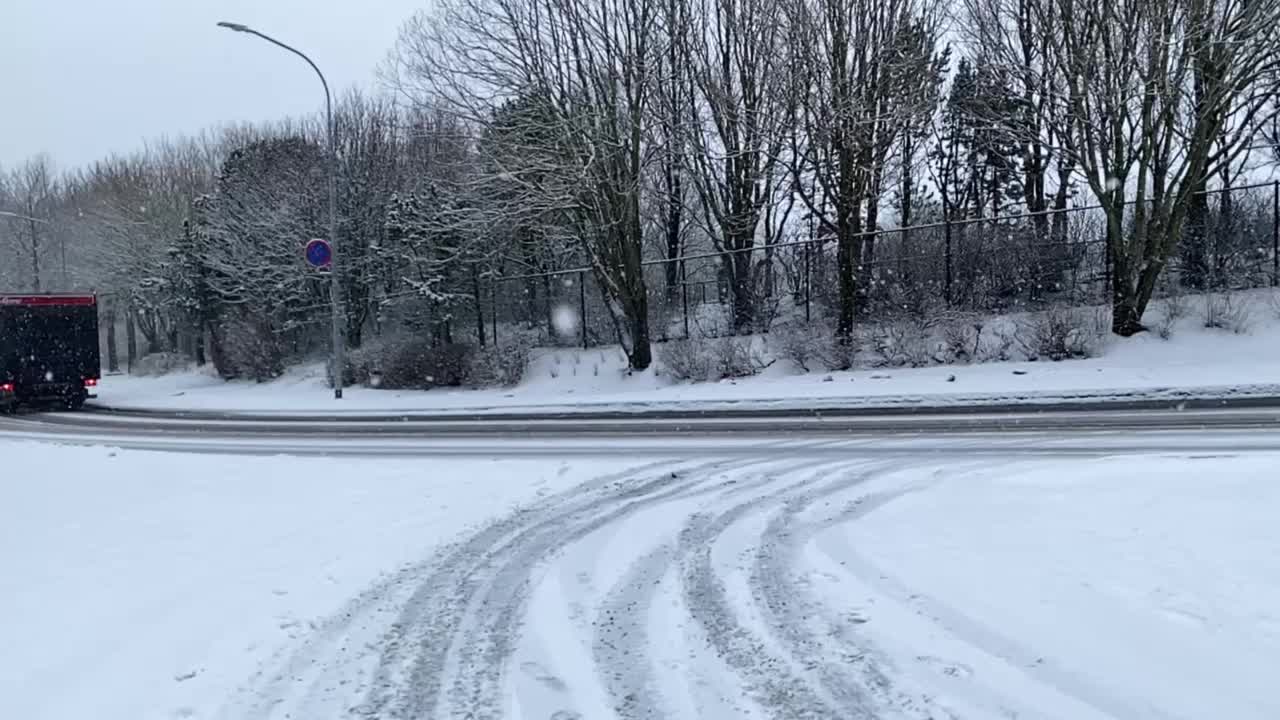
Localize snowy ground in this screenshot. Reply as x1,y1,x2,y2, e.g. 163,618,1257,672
6,438,1279,719
0,442,642,720
93,291,1280,416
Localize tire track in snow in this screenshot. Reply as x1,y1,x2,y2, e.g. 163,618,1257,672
588,464,835,720
363,447,829,719
590,543,676,720
748,463,973,720
811,479,1177,720
675,465,862,720
218,456,686,720
442,458,822,719
748,470,896,718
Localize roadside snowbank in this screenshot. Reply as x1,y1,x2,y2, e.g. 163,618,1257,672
0,441,640,720
93,290,1280,415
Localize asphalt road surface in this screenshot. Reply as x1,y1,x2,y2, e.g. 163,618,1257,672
4,400,1280,456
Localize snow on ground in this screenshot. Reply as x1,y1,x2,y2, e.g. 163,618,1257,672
5,435,1279,719
830,453,1280,719
94,289,1280,415
0,440,641,720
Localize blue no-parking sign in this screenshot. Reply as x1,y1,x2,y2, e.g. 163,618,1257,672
305,239,332,268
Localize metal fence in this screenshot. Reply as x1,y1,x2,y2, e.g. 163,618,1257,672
387,181,1280,350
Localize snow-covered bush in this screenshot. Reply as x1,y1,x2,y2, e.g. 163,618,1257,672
713,335,767,379
1203,291,1253,334
660,338,714,381
867,318,939,368
975,323,1016,363
816,334,861,372
468,330,536,387
218,316,286,382
339,337,393,387
772,320,825,372
337,335,471,390
938,313,988,364
661,335,767,381
378,338,471,389
1154,291,1191,340
1015,306,1101,361
132,352,193,377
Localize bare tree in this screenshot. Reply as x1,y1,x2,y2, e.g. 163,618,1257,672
391,0,662,370
684,0,791,333
3,156,57,292
785,0,946,340
1031,0,1280,334
963,0,1077,243
654,0,695,308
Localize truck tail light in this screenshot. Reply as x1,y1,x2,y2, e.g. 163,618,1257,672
84,378,99,388
0,383,13,393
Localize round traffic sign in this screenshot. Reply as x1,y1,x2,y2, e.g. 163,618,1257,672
305,239,332,268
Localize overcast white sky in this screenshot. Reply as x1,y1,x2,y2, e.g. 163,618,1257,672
1,0,425,171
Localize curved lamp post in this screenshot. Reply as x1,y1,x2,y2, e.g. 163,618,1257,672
217,21,345,399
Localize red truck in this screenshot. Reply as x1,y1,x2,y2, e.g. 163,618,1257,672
0,294,101,411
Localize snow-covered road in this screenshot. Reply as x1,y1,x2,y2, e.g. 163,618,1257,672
5,438,1279,720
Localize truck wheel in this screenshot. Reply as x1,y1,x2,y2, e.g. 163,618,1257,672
63,394,86,411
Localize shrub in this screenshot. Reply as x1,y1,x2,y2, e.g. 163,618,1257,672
712,335,767,379
468,333,535,387
1153,291,1190,340
975,323,1016,362
660,338,715,381
772,320,824,372
132,351,193,377
1015,306,1101,361
815,333,861,372
1203,291,1254,334
940,318,979,364
218,316,285,381
373,338,471,389
867,318,939,368
661,334,767,381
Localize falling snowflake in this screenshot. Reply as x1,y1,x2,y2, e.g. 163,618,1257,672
553,305,580,336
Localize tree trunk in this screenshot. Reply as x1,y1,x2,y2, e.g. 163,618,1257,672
1108,209,1145,336
105,299,120,373
28,217,41,293
194,324,206,366
147,311,163,354
836,208,862,341
125,307,138,373
664,160,683,307
347,312,363,351
473,266,486,348
542,272,555,339
1215,183,1234,289
730,247,754,334
857,197,879,317
619,194,653,371
1183,186,1210,290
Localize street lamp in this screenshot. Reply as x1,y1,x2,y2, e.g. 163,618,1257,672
0,210,50,224
1,210,52,291
217,21,345,399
